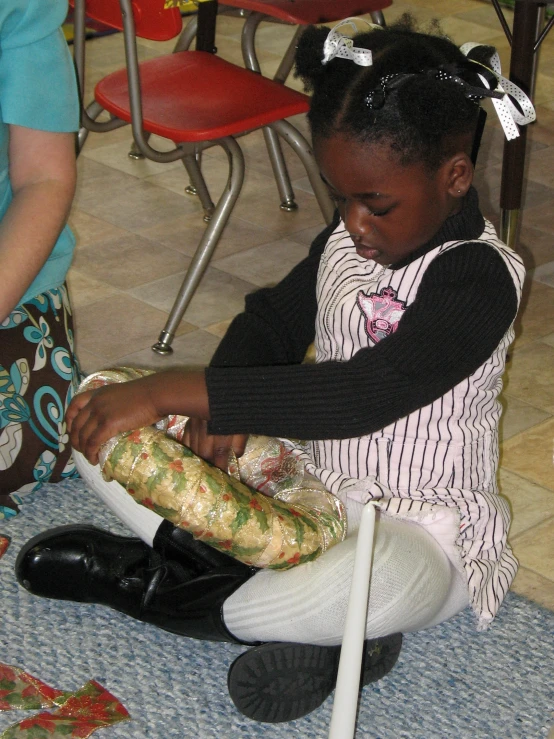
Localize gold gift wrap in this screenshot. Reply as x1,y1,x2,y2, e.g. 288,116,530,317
78,369,346,570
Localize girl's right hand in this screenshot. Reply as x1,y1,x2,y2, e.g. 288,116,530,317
67,369,211,466
183,417,248,472
66,376,165,465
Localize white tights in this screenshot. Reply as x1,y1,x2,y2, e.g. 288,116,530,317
75,451,469,646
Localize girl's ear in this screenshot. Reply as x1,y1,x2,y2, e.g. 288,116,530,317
443,152,474,199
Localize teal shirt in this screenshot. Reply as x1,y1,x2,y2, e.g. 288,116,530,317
0,0,80,306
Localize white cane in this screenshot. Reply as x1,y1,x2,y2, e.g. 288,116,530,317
328,502,377,739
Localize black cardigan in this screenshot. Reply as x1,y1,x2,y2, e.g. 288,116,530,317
205,188,518,440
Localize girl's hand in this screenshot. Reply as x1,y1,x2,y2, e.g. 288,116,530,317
67,369,210,465
183,417,248,472
66,377,164,465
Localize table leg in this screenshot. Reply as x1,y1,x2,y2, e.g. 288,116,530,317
500,1,545,247
196,0,218,53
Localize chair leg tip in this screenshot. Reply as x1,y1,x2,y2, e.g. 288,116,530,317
152,338,174,355
279,199,298,212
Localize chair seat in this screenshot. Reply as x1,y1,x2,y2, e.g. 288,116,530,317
95,51,310,142
220,0,392,25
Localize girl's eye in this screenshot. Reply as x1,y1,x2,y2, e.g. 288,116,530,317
369,207,391,217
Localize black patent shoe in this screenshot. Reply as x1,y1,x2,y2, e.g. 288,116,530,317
16,524,154,616
227,633,402,723
15,524,256,643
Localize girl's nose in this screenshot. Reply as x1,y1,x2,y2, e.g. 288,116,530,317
344,201,371,237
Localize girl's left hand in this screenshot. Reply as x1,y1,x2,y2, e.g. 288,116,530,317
183,416,248,472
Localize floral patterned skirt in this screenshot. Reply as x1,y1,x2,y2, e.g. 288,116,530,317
0,284,81,516
80,368,347,570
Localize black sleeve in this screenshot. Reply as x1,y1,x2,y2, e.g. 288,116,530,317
209,213,340,368
206,243,518,439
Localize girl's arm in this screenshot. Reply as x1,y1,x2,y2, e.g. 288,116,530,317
205,242,519,439
0,125,76,322
70,240,517,462
67,216,338,467
182,215,339,469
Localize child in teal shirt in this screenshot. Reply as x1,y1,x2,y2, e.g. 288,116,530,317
0,0,81,508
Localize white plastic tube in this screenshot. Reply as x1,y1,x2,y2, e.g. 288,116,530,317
328,502,377,739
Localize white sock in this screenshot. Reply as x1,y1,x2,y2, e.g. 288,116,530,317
73,450,162,547
223,514,468,645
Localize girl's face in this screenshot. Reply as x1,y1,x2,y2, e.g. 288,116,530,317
314,133,465,266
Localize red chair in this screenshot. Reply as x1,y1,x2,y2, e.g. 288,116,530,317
71,0,334,355
176,0,392,211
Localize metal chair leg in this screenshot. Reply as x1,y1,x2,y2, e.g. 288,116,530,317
152,136,245,355
77,101,104,155
183,152,203,197
271,119,335,225
182,153,215,221
262,127,298,211
128,133,151,160
126,18,199,174
240,9,387,214
242,12,298,211
369,10,386,27
173,14,198,52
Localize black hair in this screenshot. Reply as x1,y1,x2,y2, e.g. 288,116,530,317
295,14,497,170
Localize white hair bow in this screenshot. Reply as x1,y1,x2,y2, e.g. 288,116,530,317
322,18,381,67
460,42,536,140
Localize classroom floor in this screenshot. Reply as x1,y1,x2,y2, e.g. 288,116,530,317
67,0,554,612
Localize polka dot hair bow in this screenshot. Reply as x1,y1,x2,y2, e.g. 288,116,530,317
460,42,536,140
322,18,381,67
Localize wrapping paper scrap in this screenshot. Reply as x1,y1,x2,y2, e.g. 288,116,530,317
0,664,130,738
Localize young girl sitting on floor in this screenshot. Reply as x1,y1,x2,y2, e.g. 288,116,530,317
16,15,533,724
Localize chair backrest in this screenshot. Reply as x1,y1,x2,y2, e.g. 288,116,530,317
68,0,182,42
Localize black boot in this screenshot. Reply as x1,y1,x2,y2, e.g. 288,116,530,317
149,526,404,719
15,523,257,644
227,633,403,723
152,520,252,576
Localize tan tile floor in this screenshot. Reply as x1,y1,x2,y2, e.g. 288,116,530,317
68,0,554,612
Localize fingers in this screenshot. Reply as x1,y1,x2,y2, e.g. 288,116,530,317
231,433,248,459
69,410,101,465
183,417,207,458
184,418,221,466
212,436,236,473
183,419,247,472
67,390,123,465
66,391,93,431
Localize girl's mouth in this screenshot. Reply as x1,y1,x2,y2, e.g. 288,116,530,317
355,244,381,261
350,234,381,261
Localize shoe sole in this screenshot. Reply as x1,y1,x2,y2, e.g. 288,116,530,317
227,633,403,723
362,632,403,684
228,642,341,723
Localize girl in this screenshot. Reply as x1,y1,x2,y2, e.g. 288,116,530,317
0,0,81,511
16,16,533,724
